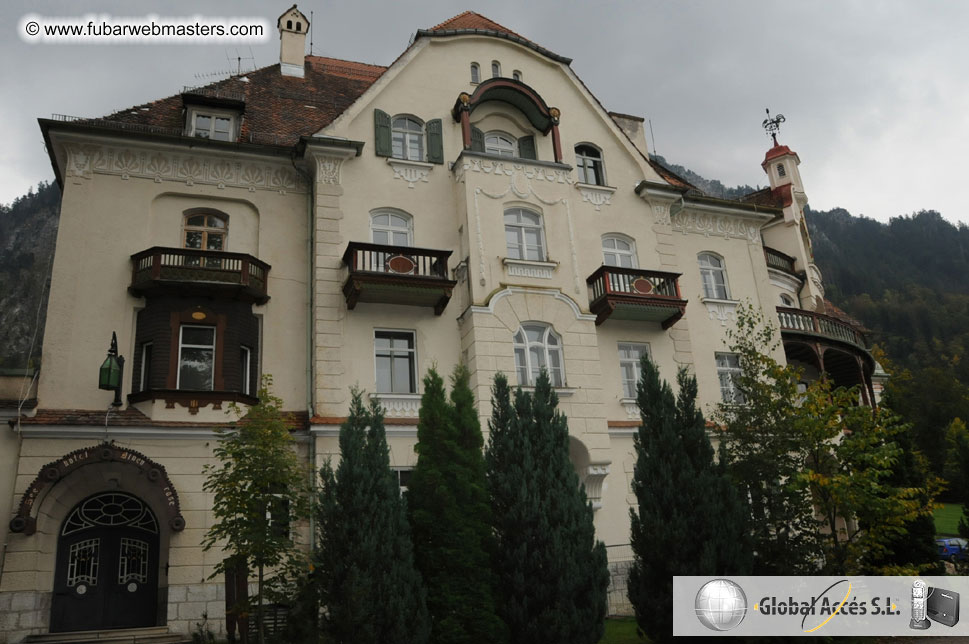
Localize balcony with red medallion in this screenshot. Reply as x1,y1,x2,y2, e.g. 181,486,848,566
587,265,687,327
341,242,457,315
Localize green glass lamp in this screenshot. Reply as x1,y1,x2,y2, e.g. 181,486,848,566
98,331,125,407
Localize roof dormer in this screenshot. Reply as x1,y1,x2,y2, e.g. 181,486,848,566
277,5,309,78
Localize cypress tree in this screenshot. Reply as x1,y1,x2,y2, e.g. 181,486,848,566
487,371,609,644
628,358,750,643
316,390,429,644
407,366,505,644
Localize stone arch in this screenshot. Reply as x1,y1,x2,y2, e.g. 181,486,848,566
11,442,185,536
569,435,610,511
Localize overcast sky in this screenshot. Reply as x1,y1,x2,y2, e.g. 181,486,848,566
2,1,967,225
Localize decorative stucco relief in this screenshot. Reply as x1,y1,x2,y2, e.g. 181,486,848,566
576,184,615,211
671,210,761,244
387,159,432,188
64,143,307,193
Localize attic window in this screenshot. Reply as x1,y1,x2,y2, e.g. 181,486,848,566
470,63,480,84
491,61,501,78
296,22,302,32
777,163,786,178
187,107,238,142
513,70,522,82
287,20,292,29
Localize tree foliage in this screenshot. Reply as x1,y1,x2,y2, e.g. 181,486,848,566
202,375,310,644
627,357,750,643
719,305,940,575
486,371,608,644
316,390,429,644
407,366,505,644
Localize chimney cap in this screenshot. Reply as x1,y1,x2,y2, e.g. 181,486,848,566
277,4,309,32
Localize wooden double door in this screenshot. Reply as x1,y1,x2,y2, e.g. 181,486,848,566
51,492,159,633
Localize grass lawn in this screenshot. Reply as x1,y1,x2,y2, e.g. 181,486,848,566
599,618,647,643
935,502,964,536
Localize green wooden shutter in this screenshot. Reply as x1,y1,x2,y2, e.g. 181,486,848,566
470,126,484,153
518,135,536,160
426,119,444,164
374,109,392,157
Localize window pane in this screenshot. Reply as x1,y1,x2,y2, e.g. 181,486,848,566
179,348,214,390
525,326,543,343
206,233,223,251
392,231,409,246
207,216,225,228
392,356,414,393
182,327,215,346
515,347,528,384
373,214,389,226
376,355,392,392
373,230,389,244
505,228,522,259
185,231,203,249
392,133,404,159
194,115,211,134
187,215,205,226
213,118,231,141
375,335,390,350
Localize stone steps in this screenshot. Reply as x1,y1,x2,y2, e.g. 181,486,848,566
24,626,189,644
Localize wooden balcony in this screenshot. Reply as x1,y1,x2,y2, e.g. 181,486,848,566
342,242,456,315
776,306,869,353
764,246,798,275
130,247,270,304
587,266,687,327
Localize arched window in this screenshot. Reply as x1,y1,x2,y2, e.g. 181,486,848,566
491,61,501,78
183,211,227,267
575,144,605,185
470,62,480,84
698,253,729,299
780,293,796,307
504,208,545,261
513,70,522,82
391,115,424,161
777,163,786,178
370,211,413,246
602,235,637,268
514,323,564,386
286,20,293,29
485,131,517,157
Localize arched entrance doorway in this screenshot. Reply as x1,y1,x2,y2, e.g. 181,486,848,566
50,491,160,633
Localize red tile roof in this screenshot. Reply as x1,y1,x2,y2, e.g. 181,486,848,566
762,143,799,166
427,11,528,40
94,56,386,147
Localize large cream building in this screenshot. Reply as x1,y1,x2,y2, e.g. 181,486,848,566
0,7,874,642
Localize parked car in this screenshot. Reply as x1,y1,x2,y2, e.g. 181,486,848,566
936,537,968,562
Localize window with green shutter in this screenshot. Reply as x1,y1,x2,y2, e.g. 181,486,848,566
374,109,392,157
425,119,444,164
517,135,536,160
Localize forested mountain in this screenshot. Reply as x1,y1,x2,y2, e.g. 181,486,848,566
0,181,59,369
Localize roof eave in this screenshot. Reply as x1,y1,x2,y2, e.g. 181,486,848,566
414,28,572,64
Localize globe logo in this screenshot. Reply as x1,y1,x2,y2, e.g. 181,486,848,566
695,579,748,631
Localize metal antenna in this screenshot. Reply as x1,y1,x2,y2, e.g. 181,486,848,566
762,108,786,146
648,119,657,157
310,10,314,55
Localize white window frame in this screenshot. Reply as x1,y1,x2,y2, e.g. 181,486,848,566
491,60,501,78
374,330,417,394
512,70,522,82
602,234,637,268
240,345,252,396
370,210,414,247
187,107,237,141
485,131,517,157
504,208,546,261
177,325,216,391
139,342,153,393
513,323,565,387
391,115,425,162
470,62,480,84
393,467,414,496
716,352,744,404
779,293,796,307
618,343,651,399
698,252,730,300
575,144,606,186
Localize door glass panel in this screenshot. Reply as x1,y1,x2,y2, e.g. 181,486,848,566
68,538,100,587
119,538,149,584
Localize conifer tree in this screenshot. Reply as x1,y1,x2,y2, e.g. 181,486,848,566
627,358,750,643
407,366,505,644
487,371,608,644
316,390,429,644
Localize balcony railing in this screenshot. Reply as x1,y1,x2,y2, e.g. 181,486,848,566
130,247,270,304
342,242,456,315
764,247,798,275
777,306,868,351
587,265,687,327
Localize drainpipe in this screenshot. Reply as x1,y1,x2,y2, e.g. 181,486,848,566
292,151,317,555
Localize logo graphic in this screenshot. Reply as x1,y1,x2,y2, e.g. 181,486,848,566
695,579,748,631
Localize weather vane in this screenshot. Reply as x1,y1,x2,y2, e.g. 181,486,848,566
762,108,785,146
